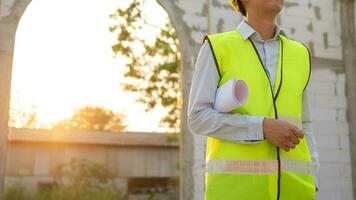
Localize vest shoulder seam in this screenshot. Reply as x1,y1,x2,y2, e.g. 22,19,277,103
300,43,312,95
203,34,222,79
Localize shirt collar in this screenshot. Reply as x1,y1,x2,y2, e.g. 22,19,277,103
236,20,287,41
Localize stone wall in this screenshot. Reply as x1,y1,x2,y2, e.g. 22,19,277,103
309,67,352,200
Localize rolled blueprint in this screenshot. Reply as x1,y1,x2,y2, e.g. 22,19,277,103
213,78,248,112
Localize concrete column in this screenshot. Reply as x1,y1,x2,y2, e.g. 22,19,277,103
0,0,31,198
0,51,12,199
155,1,196,200
340,0,356,198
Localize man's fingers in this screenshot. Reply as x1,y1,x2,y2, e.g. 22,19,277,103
281,144,290,152
288,134,300,145
280,119,304,139
279,140,296,152
285,141,296,149
292,126,304,139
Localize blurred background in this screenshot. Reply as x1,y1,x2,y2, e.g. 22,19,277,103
0,0,355,200
2,0,180,199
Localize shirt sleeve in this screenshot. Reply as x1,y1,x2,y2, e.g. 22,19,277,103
301,87,320,190
187,40,265,144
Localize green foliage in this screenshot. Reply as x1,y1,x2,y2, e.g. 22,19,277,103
147,193,156,200
165,133,179,144
109,0,182,132
9,105,39,129
4,182,28,200
4,158,126,200
53,106,127,133
55,158,114,186
31,186,123,200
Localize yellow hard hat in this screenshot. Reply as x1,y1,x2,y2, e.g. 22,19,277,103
229,0,239,12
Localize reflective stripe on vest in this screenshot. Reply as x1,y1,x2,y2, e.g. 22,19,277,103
203,30,315,200
206,157,312,175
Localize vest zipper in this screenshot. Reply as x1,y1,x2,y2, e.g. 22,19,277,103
248,38,284,200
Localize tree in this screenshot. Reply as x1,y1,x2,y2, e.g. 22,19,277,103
53,106,127,133
109,0,181,133
9,105,39,129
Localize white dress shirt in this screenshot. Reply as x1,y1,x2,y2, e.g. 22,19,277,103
187,20,319,189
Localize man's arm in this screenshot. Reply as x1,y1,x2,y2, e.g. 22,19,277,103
301,88,320,191
187,40,265,143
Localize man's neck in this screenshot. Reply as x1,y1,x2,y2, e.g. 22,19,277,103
246,14,277,41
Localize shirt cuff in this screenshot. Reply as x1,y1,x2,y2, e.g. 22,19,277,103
240,116,265,144
247,116,265,140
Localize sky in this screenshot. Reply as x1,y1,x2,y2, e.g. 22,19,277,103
10,0,172,132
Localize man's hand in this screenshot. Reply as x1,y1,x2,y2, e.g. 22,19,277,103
262,117,304,151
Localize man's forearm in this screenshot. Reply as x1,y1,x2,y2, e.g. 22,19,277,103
187,107,265,143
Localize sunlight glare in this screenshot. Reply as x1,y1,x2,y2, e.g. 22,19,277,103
11,0,171,132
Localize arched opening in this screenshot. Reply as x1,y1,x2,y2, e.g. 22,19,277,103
1,0,183,199
11,0,181,134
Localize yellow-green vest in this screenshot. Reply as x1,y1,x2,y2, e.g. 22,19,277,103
203,30,315,200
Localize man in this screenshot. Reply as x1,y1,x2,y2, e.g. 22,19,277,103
187,0,319,199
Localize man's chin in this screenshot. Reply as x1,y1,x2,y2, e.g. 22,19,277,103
271,6,283,15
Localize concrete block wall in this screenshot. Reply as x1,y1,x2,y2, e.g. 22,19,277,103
280,0,342,60
309,67,352,200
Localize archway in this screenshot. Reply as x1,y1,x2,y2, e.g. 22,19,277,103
0,0,192,199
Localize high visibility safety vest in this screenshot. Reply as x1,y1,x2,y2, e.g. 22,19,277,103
203,30,315,200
